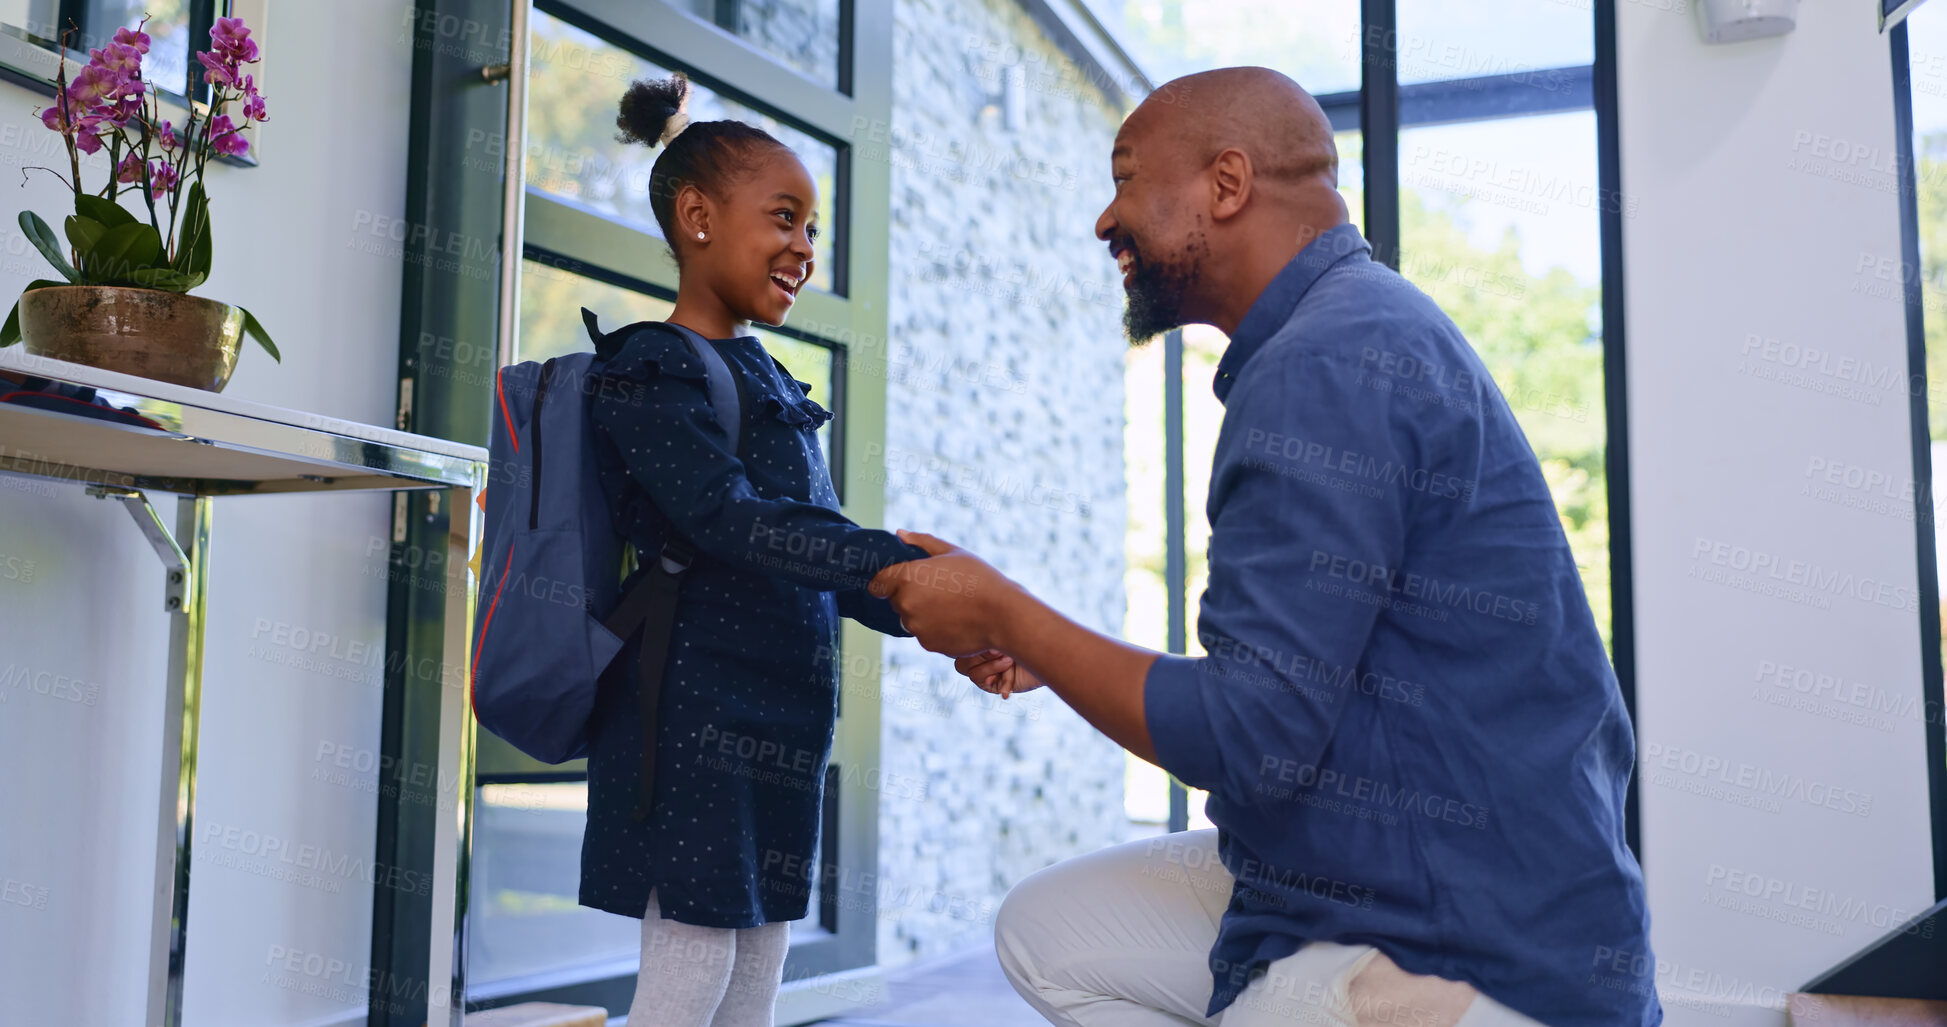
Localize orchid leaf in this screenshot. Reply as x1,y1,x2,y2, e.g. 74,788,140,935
173,181,211,278
64,214,106,257
19,212,77,283
0,279,73,347
74,193,136,228
89,222,165,283
239,305,279,362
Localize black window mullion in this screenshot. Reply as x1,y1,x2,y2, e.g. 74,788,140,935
836,0,855,97
1890,19,1947,904
1321,66,1599,136
820,764,841,931
382,1,511,1023
1360,0,1400,270
832,139,854,298
54,0,85,44
1593,0,1640,864
475,771,590,787
186,0,227,104
1164,327,1188,835
828,342,848,504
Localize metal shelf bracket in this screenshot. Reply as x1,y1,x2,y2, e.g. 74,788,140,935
86,486,192,612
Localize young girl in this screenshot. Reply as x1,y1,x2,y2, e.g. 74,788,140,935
580,74,926,1026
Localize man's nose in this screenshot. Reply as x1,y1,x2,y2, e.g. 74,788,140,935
1094,204,1115,242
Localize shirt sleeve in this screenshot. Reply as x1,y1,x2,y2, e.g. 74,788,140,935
591,329,925,593
1142,347,1426,801
835,588,914,637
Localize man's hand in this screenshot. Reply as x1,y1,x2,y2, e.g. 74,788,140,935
869,531,1023,657
873,530,1161,765
955,649,1046,699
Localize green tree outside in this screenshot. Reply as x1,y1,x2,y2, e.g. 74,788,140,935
1916,132,1947,442
1397,187,1610,649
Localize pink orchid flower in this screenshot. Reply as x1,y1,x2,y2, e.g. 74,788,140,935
209,17,259,63
113,25,151,54
147,159,179,199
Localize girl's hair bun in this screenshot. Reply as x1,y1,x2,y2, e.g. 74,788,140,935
613,74,787,265
617,73,691,148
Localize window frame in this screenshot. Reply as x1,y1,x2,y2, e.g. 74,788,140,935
530,0,856,296
484,0,883,999
680,0,855,96
383,0,899,1021
0,0,264,166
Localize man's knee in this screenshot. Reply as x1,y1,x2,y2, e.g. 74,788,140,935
993,855,1088,991
993,866,1049,986
1344,951,1477,1027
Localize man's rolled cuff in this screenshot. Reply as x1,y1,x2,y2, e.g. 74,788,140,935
1143,654,1226,793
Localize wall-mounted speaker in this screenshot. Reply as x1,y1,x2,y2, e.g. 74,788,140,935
1696,0,1799,43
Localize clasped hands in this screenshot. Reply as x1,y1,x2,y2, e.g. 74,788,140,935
868,530,1045,699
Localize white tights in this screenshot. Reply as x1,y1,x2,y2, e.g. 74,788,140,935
626,889,791,1027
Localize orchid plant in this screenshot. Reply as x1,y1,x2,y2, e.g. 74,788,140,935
0,14,277,359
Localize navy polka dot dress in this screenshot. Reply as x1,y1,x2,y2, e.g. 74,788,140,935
578,325,925,928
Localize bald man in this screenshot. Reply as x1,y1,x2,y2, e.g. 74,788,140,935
872,68,1657,1027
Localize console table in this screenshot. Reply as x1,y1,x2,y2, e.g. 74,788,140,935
0,348,486,1027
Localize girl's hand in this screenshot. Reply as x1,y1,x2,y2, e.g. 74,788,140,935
953,649,1045,699
871,530,1025,657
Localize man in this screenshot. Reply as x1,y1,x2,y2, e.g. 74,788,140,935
870,67,1658,1026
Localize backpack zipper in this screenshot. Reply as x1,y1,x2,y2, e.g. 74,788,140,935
529,360,556,530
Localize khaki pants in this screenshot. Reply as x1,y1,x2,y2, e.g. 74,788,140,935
994,830,1544,1027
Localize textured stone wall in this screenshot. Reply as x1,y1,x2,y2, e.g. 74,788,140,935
732,0,843,87
873,0,1134,965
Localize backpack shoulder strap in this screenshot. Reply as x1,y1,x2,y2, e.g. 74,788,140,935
656,321,741,458
580,308,742,457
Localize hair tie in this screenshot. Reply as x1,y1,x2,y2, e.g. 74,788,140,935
659,112,691,145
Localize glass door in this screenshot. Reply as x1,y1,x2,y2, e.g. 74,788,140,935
463,0,895,1015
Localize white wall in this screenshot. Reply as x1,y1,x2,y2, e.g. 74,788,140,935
1620,3,1939,1023
0,3,420,1024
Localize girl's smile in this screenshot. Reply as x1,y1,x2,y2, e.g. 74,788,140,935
672,156,820,333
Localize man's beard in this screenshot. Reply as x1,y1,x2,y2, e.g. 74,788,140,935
1121,236,1204,345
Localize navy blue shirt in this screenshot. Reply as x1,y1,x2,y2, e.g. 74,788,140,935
579,325,924,928
1142,225,1659,1025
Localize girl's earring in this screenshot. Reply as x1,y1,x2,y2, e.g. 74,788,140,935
696,232,706,241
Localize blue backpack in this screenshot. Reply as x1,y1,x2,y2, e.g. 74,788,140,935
471,309,741,818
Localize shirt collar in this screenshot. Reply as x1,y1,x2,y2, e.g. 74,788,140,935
1211,223,1371,403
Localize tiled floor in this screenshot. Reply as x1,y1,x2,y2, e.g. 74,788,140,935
809,946,1047,1027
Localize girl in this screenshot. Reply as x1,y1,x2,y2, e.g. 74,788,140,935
581,74,926,1026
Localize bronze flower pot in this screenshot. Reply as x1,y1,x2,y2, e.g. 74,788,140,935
19,285,247,393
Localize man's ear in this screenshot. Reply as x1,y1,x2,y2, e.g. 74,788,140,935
675,183,712,239
1209,148,1253,222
